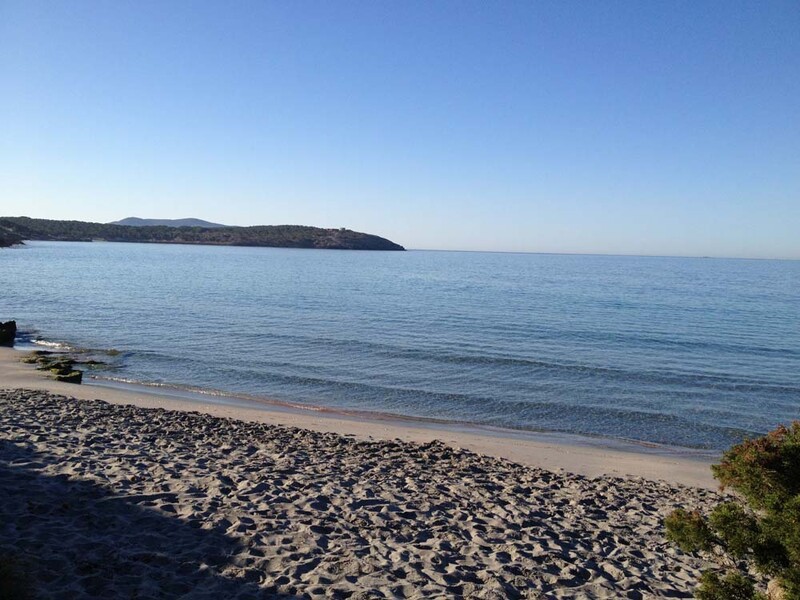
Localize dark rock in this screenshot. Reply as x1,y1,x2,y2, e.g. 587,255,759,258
0,320,16,346
39,360,75,372
54,370,82,384
21,350,84,383
0,230,23,247
49,366,74,376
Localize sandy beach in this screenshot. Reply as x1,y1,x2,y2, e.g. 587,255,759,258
0,348,721,598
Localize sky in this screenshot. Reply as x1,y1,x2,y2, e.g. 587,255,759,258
1,1,798,258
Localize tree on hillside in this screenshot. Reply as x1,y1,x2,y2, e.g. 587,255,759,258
665,422,800,600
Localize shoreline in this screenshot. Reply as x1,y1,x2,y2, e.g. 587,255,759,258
0,346,718,488
89,375,717,460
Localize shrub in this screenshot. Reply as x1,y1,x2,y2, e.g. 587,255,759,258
666,508,714,552
695,571,763,600
665,421,800,600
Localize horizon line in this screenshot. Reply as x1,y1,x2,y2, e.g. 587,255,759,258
407,248,800,262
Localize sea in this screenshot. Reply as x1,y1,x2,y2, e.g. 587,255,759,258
2,241,798,452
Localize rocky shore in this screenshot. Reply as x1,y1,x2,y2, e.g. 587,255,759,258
1,389,718,598
0,230,23,247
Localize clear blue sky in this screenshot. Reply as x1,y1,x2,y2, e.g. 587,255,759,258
1,1,798,258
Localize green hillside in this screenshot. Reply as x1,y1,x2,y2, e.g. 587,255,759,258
0,217,405,251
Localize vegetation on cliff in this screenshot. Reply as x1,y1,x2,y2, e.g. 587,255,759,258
0,217,405,251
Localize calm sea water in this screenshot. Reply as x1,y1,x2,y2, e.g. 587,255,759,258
2,241,799,450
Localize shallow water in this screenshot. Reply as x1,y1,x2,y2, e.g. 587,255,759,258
2,241,798,450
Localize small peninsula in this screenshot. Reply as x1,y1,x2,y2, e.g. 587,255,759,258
0,217,405,251
0,229,23,248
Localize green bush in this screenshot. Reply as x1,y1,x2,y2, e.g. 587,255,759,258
695,571,763,600
666,508,714,552
665,422,800,600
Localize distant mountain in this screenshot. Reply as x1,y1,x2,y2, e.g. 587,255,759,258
110,217,227,228
0,217,405,251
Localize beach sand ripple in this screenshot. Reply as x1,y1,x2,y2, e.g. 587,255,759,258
0,389,717,599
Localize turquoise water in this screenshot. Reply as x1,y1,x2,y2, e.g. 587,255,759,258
2,241,798,450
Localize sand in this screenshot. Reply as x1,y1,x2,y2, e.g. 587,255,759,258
0,349,722,598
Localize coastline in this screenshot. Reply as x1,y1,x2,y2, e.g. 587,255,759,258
1,344,725,597
0,346,717,488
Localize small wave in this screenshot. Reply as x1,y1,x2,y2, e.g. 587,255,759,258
287,403,326,412
30,338,123,357
95,375,247,399
32,339,75,350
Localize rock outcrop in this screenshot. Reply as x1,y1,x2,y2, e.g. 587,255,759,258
0,321,16,346
0,231,23,247
21,350,84,384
